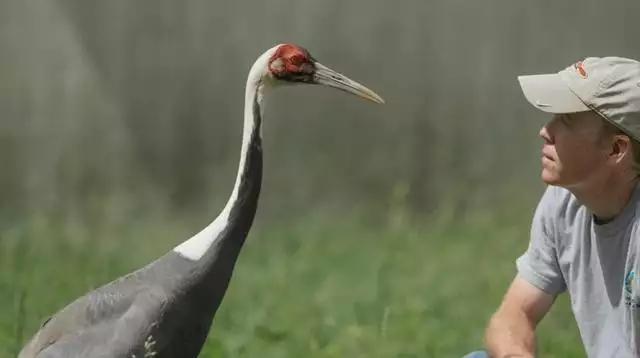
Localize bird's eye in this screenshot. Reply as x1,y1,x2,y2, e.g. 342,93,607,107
290,55,303,66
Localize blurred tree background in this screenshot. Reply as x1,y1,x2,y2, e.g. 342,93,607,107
1,0,640,357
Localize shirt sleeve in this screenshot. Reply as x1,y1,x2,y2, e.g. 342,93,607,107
515,186,567,295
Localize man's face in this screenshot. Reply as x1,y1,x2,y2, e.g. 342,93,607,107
539,111,612,188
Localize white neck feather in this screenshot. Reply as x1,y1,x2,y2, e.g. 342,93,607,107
173,48,275,261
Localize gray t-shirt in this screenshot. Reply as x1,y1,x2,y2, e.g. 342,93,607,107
516,184,640,358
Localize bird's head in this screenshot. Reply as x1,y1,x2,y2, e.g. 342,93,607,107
265,43,384,104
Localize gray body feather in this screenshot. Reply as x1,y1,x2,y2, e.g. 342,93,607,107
19,90,264,358
21,247,249,357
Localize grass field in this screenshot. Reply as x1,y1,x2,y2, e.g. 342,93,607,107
0,207,584,357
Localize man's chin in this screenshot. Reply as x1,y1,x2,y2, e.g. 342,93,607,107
541,171,562,186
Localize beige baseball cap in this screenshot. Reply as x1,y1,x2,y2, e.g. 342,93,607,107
518,56,640,141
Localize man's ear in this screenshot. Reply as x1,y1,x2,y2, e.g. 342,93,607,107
611,134,632,164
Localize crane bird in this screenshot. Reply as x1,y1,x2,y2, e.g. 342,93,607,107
18,43,384,358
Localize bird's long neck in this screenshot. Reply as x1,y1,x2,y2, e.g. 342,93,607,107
172,54,269,264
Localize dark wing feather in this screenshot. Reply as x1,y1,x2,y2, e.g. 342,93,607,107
30,288,168,358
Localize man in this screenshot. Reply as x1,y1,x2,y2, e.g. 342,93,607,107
464,56,640,358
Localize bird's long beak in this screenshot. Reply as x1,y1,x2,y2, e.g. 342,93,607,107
313,62,385,104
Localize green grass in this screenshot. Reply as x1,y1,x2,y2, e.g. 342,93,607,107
0,209,584,357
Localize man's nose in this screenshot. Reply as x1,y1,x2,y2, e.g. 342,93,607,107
539,123,553,143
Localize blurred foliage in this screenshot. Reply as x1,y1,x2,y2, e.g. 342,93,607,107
0,211,584,357
1,0,638,223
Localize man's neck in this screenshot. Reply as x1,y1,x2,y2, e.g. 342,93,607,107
569,174,639,224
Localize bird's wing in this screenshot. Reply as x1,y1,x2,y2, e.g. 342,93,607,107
31,288,169,358
18,276,149,358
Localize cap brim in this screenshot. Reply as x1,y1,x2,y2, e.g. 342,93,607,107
517,73,590,113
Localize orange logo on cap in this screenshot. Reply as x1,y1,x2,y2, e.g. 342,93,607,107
574,61,587,78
